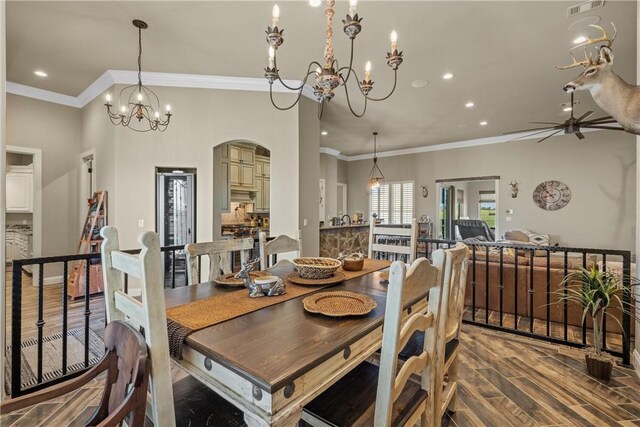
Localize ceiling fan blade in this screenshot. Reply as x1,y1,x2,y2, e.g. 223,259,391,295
504,126,559,135
575,111,594,122
507,129,562,142
575,131,585,140
529,121,563,125
536,129,563,143
584,116,616,124
584,125,626,131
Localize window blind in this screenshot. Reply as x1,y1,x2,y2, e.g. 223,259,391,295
370,181,413,225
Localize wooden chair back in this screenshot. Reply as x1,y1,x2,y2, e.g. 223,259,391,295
1,320,150,427
185,237,254,285
441,243,470,342
258,231,302,270
368,217,418,263
101,226,176,427
374,254,448,426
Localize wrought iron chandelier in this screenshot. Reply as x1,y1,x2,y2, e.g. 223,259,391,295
367,132,384,189
104,20,172,132
264,0,403,118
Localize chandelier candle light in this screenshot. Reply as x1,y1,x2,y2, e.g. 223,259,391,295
264,0,403,118
104,20,172,132
367,132,384,190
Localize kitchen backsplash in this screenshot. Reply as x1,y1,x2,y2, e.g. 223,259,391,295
222,202,270,225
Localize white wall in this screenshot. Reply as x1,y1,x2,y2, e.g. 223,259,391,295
81,86,317,256
1,0,7,400
347,131,637,251
298,97,320,255
320,153,338,221
634,0,640,373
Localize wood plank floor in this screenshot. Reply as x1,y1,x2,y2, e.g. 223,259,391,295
2,324,639,426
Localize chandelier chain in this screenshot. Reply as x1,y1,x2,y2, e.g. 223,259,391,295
324,0,335,67
137,26,143,89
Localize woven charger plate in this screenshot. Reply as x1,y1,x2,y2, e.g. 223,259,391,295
303,291,377,317
287,271,346,286
213,271,268,287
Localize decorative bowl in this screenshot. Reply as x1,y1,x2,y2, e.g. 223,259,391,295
338,252,365,271
292,257,341,280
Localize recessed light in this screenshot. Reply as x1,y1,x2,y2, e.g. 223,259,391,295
309,0,321,6
34,70,47,77
442,73,454,80
573,35,588,44
563,107,573,112
411,79,429,88
321,131,328,136
479,121,488,126
465,102,475,108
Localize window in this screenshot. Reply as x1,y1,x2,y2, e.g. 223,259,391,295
478,191,496,230
370,181,414,224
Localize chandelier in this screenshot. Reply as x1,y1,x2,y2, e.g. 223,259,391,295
104,20,172,132
367,132,384,189
264,0,403,118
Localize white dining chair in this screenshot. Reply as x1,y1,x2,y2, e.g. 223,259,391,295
101,226,246,427
302,253,452,427
369,216,418,263
185,237,254,285
258,230,302,270
432,242,469,425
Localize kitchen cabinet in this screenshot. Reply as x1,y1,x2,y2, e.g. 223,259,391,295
6,166,33,213
229,144,256,188
5,229,33,272
221,160,230,212
254,155,271,212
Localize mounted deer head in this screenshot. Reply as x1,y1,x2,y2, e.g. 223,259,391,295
558,23,640,135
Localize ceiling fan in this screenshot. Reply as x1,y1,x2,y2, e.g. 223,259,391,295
505,92,623,143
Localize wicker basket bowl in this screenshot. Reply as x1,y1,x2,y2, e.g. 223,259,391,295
292,257,341,279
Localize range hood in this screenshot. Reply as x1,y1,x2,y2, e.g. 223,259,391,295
231,189,257,203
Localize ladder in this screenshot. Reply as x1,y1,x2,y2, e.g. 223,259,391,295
67,191,108,299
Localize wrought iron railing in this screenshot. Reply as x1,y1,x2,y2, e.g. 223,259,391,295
7,240,271,398
420,238,633,366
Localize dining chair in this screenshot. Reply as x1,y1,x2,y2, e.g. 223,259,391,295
431,242,469,425
258,230,302,270
101,226,245,427
369,217,418,263
302,253,452,427
185,237,254,285
1,320,150,426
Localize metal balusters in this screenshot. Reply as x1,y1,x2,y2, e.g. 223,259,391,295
11,261,24,396
563,252,569,342
36,263,45,383
471,246,476,321
498,248,504,327
124,274,129,294
171,250,177,288
84,260,91,368
485,246,490,324
546,250,551,337
514,251,519,330
581,253,588,345
622,254,632,366
62,261,69,375
529,250,535,333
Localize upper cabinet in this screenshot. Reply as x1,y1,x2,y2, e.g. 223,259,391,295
229,144,256,188
254,155,271,212
6,165,33,213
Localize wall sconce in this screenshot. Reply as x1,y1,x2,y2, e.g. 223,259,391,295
509,181,519,198
421,186,429,198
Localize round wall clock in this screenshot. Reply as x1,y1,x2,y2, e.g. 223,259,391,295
532,180,571,211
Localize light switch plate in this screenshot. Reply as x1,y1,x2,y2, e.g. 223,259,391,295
303,219,308,227
506,209,514,214
506,216,512,222
138,219,144,228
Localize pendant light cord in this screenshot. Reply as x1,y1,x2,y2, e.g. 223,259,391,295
138,26,143,89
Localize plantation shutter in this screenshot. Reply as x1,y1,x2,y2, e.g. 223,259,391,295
390,183,402,224
402,182,414,224
378,184,390,224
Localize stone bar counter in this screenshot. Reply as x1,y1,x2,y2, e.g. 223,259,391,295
319,224,369,258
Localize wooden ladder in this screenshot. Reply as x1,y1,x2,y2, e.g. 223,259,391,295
67,191,108,299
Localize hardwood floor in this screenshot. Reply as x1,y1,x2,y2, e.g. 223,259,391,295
3,323,639,426
4,269,640,426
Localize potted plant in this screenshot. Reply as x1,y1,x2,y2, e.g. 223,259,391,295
557,266,636,382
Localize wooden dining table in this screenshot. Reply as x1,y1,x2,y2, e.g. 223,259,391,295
164,261,429,427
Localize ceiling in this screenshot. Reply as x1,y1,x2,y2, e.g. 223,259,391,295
6,1,638,156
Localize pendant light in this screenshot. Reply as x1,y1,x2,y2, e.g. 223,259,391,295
367,132,384,190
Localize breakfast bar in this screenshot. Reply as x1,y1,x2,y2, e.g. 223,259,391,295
319,224,369,258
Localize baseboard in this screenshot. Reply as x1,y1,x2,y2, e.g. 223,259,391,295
633,350,640,379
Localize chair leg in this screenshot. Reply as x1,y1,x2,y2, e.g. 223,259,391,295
446,354,460,413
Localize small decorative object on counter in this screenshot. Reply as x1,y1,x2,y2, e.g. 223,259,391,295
235,258,286,298
337,252,365,271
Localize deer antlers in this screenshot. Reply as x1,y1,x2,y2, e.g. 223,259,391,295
556,23,617,70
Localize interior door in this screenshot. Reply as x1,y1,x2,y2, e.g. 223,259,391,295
439,185,456,240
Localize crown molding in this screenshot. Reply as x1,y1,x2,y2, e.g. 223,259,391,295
321,127,612,161
6,70,316,109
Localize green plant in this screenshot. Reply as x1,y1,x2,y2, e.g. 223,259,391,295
556,266,637,358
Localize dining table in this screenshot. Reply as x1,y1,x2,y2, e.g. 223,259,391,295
165,260,429,427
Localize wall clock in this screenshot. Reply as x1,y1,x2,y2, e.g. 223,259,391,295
532,180,571,211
